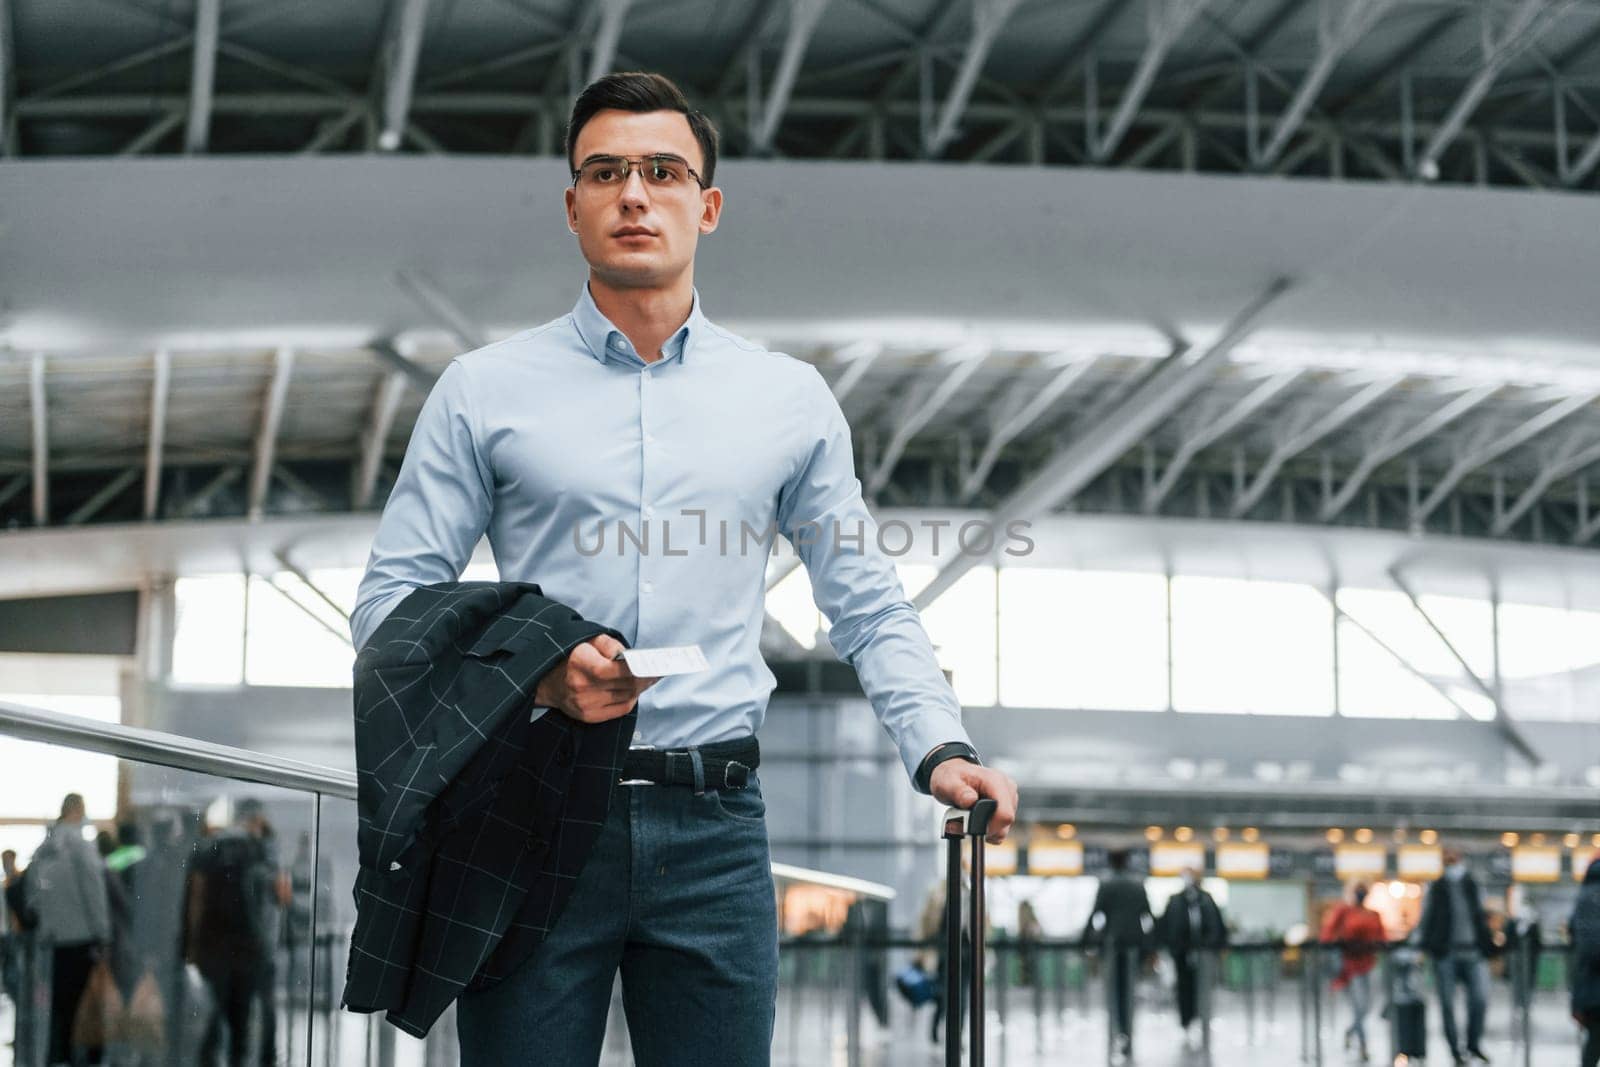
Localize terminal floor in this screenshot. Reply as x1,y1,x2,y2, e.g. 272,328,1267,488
3,989,1588,1066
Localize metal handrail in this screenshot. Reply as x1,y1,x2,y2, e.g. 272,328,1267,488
0,699,357,799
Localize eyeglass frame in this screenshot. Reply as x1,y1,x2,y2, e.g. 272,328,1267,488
570,153,709,192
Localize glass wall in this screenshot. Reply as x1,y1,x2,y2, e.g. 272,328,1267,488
164,560,1600,724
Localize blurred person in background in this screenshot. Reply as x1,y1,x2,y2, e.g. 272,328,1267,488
1503,898,1542,1031
24,792,112,1066
1321,880,1387,1062
1,848,26,1018
1016,898,1043,988
1572,858,1600,1067
1083,848,1153,1064
1418,848,1495,1065
1158,867,1228,1050
185,798,287,1067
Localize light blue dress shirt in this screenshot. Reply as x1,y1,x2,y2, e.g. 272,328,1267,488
351,282,973,787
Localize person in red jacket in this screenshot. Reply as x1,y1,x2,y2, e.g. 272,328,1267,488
1322,880,1389,1062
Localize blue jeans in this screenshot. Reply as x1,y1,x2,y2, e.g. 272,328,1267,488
456,772,779,1066
1343,969,1371,1049
1434,950,1488,1055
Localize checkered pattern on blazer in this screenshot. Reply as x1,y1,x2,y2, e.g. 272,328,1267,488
340,580,634,1038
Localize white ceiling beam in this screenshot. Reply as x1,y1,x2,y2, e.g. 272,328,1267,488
248,347,295,520
585,0,634,84
66,468,141,526
864,345,986,496
355,370,409,509
1493,431,1600,535
1230,374,1401,517
1092,0,1209,163
1318,383,1498,521
393,269,485,351
1328,592,1478,720
144,348,171,520
263,571,354,646
121,110,184,155
1564,129,1600,187
378,0,431,152
178,466,241,518
958,354,1098,503
1255,0,1392,168
826,341,882,405
273,550,352,624
1413,389,1596,525
1388,566,1541,764
1416,0,1564,176
29,353,48,525
1145,367,1302,512
750,0,831,154
184,0,220,153
923,0,1023,156
299,107,363,154
913,276,1293,612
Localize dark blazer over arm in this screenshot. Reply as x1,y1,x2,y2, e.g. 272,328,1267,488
342,580,632,1037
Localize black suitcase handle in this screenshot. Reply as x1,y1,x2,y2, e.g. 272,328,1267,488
942,798,998,1066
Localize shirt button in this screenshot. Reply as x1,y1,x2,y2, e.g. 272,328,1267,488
643,506,653,518
525,833,546,853
632,730,643,743
642,580,654,593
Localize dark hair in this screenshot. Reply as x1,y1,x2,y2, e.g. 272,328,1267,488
61,792,84,818
1108,848,1130,872
566,72,720,186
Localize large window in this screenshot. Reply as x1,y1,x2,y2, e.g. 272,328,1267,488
899,564,998,707
1171,577,1333,715
1336,589,1494,720
173,562,499,689
1497,601,1600,722
244,574,356,688
172,574,246,685
999,569,1168,711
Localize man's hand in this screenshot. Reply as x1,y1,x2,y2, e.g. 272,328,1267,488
929,760,1018,845
535,634,661,724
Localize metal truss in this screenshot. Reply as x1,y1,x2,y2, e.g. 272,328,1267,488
17,319,1600,577
3,0,1598,192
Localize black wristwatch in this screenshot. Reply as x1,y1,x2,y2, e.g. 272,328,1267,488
915,741,981,795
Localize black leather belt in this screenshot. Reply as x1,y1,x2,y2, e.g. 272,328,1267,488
619,736,759,790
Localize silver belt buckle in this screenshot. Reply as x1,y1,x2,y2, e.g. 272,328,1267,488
620,744,656,786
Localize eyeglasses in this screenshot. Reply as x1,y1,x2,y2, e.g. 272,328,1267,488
572,154,707,192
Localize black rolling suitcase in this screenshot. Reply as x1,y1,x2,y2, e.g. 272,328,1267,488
1388,947,1427,1062
942,798,998,1067
1393,1001,1426,1060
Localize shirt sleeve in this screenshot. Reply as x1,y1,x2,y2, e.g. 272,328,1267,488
774,364,974,789
349,358,494,652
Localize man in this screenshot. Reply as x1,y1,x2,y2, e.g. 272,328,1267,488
185,798,287,1067
24,792,111,1067
350,70,1018,1065
1158,868,1227,1049
1418,848,1495,1065
1083,848,1152,1063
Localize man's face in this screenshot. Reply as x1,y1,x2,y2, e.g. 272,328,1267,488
565,109,721,289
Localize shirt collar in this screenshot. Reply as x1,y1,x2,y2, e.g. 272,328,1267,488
571,280,704,367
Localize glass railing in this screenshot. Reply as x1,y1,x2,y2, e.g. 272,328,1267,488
1,700,1581,1067
0,702,898,1067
